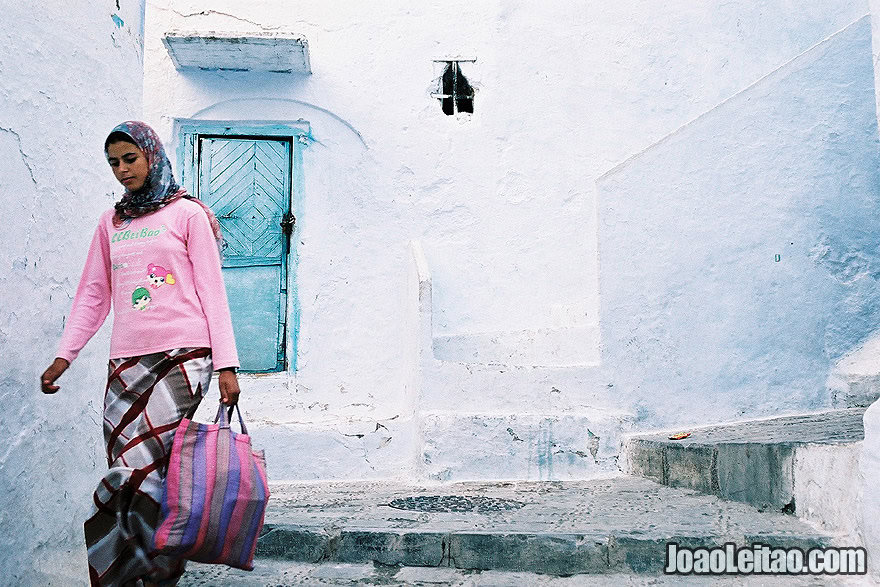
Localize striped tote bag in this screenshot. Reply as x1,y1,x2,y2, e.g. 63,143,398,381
152,403,270,570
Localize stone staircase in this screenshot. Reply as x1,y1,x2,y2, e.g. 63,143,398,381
178,408,869,585
626,408,865,517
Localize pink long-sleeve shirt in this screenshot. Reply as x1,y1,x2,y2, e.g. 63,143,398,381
56,197,240,370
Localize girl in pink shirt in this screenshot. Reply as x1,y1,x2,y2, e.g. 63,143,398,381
40,121,240,587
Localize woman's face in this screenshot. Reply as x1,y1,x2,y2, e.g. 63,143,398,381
106,141,149,192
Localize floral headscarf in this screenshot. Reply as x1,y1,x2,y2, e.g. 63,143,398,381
107,121,222,242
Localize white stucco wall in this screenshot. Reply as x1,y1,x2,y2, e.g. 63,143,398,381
597,15,880,428
0,1,145,583
141,0,873,479
827,331,880,407
859,401,880,577
860,0,880,573
793,442,863,541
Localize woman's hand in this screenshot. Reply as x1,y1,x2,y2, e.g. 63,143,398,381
41,358,70,394
217,369,240,405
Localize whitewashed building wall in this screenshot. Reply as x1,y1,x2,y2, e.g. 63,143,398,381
0,1,146,582
856,0,880,575
140,0,877,482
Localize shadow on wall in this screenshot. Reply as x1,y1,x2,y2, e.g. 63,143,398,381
596,15,880,428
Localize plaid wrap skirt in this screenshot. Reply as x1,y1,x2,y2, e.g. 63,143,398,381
85,347,212,587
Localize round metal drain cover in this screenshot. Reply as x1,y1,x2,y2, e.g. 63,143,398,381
388,495,526,513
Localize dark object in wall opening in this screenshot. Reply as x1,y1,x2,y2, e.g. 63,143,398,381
437,61,474,115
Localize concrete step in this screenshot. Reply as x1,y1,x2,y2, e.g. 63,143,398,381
830,332,880,408
420,410,633,481
625,408,866,517
178,559,872,586
238,476,835,577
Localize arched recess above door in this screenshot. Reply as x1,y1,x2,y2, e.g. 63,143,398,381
187,97,368,151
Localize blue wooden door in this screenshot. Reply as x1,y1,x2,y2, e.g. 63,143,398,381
197,137,290,372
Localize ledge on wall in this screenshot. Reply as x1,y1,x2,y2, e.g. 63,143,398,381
162,30,311,74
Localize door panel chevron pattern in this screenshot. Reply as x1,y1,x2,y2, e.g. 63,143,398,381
197,136,291,372
200,138,289,263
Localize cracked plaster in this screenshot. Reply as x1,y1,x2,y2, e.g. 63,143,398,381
0,0,146,581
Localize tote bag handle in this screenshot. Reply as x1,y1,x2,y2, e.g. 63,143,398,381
213,402,249,435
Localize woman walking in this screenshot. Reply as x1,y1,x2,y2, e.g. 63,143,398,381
40,121,241,586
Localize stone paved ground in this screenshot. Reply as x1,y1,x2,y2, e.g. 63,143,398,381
172,475,879,583
259,475,830,538
179,559,876,586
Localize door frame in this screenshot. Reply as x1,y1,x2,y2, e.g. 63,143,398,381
175,118,310,372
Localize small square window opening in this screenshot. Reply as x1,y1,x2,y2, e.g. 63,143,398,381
431,60,475,115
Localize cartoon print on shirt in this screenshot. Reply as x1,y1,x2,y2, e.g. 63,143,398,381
147,263,176,289
132,287,152,311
